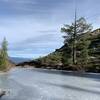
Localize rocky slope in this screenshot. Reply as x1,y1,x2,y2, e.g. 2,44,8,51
16,29,100,72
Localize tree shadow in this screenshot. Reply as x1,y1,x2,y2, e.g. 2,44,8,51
41,81,100,95
33,68,100,81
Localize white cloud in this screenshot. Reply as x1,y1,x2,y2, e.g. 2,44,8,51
0,0,100,58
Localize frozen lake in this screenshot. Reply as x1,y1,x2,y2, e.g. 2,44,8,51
0,68,100,100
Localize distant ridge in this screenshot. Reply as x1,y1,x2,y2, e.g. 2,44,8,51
9,57,31,64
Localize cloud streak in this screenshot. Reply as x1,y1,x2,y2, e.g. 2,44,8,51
0,0,100,58
8,32,63,58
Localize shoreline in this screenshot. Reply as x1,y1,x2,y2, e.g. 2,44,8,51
0,66,100,76
0,71,8,75
12,66,100,76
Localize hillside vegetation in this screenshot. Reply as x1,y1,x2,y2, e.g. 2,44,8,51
17,28,100,72
0,38,14,71
17,18,100,73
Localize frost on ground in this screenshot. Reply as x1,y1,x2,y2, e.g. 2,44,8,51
0,68,100,100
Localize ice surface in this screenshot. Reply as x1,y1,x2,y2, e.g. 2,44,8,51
0,68,100,100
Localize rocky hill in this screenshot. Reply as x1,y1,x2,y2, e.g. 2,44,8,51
17,29,100,72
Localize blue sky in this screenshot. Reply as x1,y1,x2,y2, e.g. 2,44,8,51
0,0,100,58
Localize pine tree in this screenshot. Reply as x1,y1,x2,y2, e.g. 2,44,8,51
77,34,91,71
61,17,92,65
0,38,8,71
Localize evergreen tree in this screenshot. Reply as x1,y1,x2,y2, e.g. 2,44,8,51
1,37,8,58
0,38,8,71
77,34,91,70
61,17,92,65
